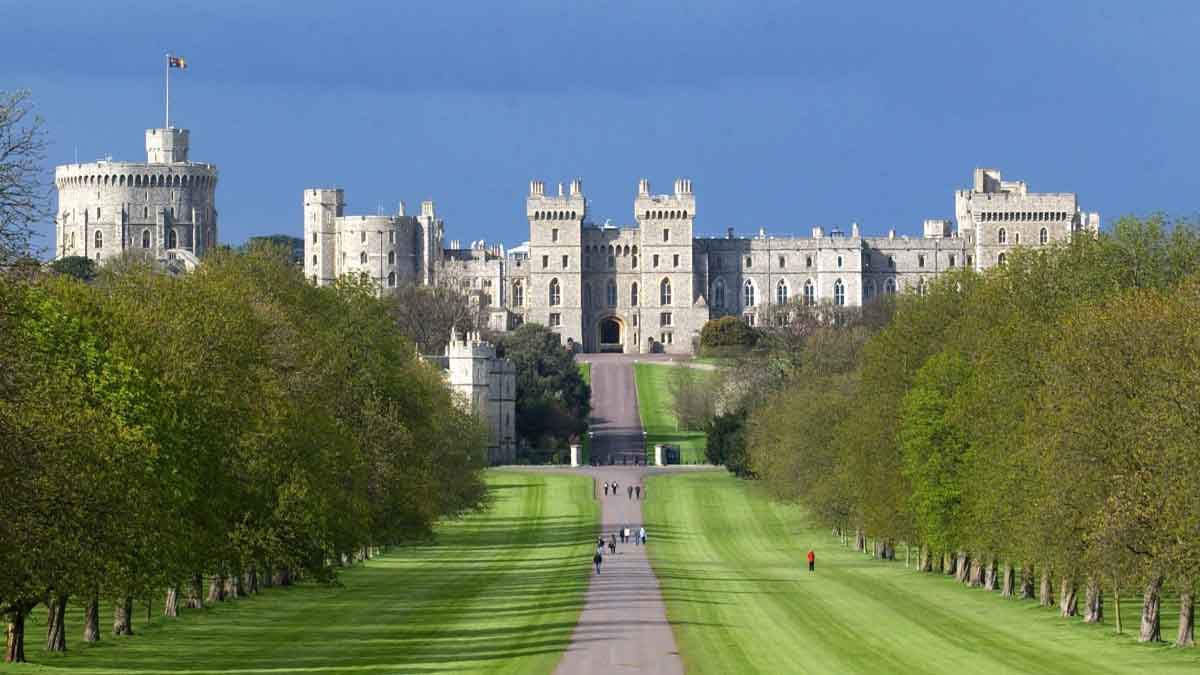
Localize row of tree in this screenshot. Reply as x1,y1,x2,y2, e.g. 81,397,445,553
709,217,1200,648
1,246,489,662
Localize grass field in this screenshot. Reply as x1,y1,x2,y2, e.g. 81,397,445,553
4,471,598,675
633,362,708,464
643,471,1200,674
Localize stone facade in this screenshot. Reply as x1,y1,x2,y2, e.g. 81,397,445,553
305,168,1098,355
54,127,218,265
440,329,516,465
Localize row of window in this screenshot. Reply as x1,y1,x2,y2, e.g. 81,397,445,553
533,210,577,221
711,277,903,309
642,209,688,220
64,229,179,250
997,227,1050,245
545,278,674,307
58,173,214,189
980,211,1068,223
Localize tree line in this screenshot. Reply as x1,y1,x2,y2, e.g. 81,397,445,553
0,246,489,662
706,216,1200,649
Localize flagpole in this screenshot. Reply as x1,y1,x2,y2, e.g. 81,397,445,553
165,52,170,128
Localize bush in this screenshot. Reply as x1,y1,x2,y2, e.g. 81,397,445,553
699,316,758,357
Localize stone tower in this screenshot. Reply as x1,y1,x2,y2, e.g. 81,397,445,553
54,126,218,265
526,179,587,349
303,188,344,285
634,178,697,351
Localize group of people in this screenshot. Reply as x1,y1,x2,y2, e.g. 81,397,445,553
593,526,647,574
601,481,644,500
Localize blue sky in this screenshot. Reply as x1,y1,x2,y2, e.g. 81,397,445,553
4,1,1198,248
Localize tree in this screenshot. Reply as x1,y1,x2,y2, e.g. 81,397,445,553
495,324,590,448
699,316,758,357
0,90,48,262
667,366,714,431
49,255,96,281
387,283,484,355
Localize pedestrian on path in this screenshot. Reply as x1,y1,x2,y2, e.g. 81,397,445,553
597,536,605,551
603,482,609,496
635,485,641,499
594,549,603,574
609,534,617,555
638,526,646,546
807,549,815,572
628,485,633,500
612,481,619,495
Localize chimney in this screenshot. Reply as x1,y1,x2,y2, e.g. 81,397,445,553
397,200,406,217
851,222,860,237
812,226,824,238
557,182,564,196
638,178,650,196
569,178,582,196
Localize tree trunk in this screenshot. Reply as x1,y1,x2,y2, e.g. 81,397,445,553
225,572,243,598
1039,569,1054,607
185,574,204,609
943,551,954,576
984,560,998,592
919,546,931,572
112,597,133,636
1059,577,1078,617
4,607,27,663
45,592,67,652
968,557,984,587
1083,578,1103,624
1175,592,1194,648
1114,582,1123,634
207,574,225,603
163,586,180,617
273,567,291,587
884,540,895,560
261,564,273,589
855,530,865,553
1139,575,1164,643
246,566,258,594
83,595,99,643
1001,565,1014,597
956,552,971,584
1020,566,1035,600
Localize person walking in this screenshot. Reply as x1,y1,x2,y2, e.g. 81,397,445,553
612,481,619,496
594,549,603,575
628,485,633,500
807,549,815,572
638,526,646,546
603,481,609,497
609,534,617,555
635,485,641,499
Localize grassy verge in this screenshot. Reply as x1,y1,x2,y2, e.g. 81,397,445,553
643,471,1200,674
633,362,708,464
5,471,598,675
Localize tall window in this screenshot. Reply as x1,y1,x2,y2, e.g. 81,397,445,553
834,278,845,306
713,278,725,308
673,254,679,267
776,279,788,304
552,228,559,242
778,255,786,269
360,252,367,264
948,254,956,268
1040,227,1048,245
998,228,1007,244
803,278,814,306
653,254,660,268
141,230,151,249
743,280,756,308
917,254,925,268
660,278,672,305
167,229,177,248
94,230,103,249
631,282,639,306
542,255,549,268
512,282,524,307
388,251,395,265
885,278,896,294
663,228,670,242
837,255,843,268
388,272,396,287
562,254,568,268
998,252,1007,265
660,311,673,327
1014,232,1021,245
549,278,561,306
606,280,617,307
361,231,366,243
549,312,561,327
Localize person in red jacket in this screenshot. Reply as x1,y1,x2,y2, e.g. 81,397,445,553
807,550,815,572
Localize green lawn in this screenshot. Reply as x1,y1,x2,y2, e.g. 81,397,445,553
644,471,1200,674
5,471,598,675
633,362,708,464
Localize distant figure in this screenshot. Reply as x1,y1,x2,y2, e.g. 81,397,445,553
603,482,609,496
628,485,633,500
635,485,641,499
807,550,815,572
597,536,605,551
622,527,629,543
638,526,646,546
612,481,619,495
609,534,616,554
594,549,603,574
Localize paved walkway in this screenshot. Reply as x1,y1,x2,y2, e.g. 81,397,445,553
555,355,684,675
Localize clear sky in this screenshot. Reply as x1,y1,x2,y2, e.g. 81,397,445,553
4,1,1198,249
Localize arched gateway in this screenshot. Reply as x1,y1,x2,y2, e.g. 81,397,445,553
598,316,623,352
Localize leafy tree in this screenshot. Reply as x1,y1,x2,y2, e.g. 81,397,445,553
495,323,590,448
48,255,96,281
699,316,758,357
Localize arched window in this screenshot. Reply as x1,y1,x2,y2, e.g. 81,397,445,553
712,278,725,308
312,255,317,266
512,282,524,307
167,229,177,249
776,278,788,304
885,278,896,294
549,278,561,306
1039,227,1048,245
360,251,367,264
803,279,815,306
583,283,592,308
631,282,639,306
141,229,151,249
388,251,395,265
834,279,845,306
94,230,103,249
743,280,756,308
998,252,1007,265
1014,232,1021,245
998,227,1007,244
660,278,672,305
388,272,396,287
606,279,617,307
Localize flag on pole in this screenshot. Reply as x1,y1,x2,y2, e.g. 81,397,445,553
168,55,187,69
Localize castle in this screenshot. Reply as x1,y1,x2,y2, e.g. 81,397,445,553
304,170,1099,354
437,328,516,465
54,127,218,270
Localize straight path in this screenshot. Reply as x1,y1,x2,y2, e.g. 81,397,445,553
556,355,684,675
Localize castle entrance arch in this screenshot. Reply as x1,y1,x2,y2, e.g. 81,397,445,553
598,316,623,353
